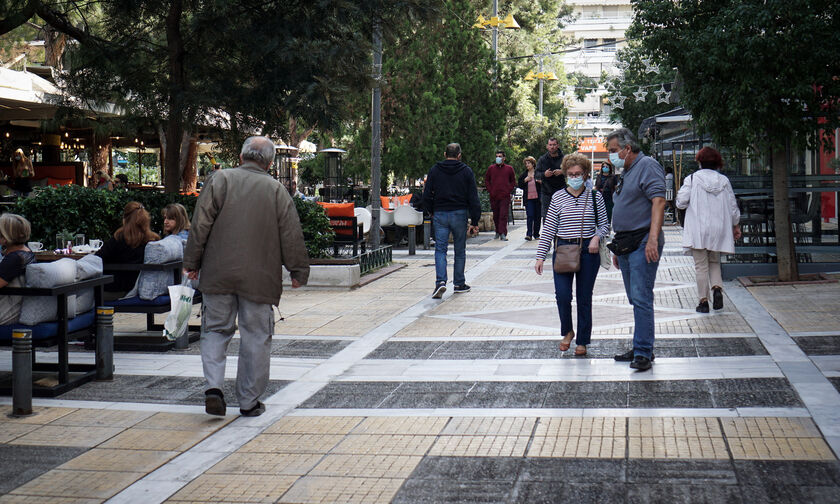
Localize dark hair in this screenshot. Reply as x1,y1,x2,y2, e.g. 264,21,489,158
547,137,558,144
665,167,674,174
696,147,723,170
495,149,505,157
445,143,461,158
115,174,129,184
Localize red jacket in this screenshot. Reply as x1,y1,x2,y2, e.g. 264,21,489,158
484,163,516,200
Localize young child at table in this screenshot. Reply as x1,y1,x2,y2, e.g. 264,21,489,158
0,214,35,324
162,203,190,240
96,201,159,299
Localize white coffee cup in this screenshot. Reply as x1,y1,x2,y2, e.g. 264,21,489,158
89,239,103,250
27,241,43,251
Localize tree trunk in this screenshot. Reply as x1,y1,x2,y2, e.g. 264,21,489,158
90,134,111,179
163,0,186,193
180,136,198,192
44,25,67,69
771,142,799,281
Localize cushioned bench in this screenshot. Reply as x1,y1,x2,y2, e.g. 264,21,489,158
0,275,113,397
103,261,202,352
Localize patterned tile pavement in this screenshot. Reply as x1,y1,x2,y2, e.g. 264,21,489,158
1,224,839,503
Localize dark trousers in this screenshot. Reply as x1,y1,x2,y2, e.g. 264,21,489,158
540,192,554,221
552,239,601,346
525,198,541,237
490,196,510,236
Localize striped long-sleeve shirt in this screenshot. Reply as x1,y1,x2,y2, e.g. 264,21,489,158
536,188,610,261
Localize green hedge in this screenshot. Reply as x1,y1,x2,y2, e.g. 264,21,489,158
11,186,197,245
10,185,335,258
294,197,334,258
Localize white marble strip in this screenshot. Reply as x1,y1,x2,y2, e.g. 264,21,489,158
0,396,232,415
789,331,840,337
335,356,783,382
0,351,320,381
391,333,758,342
288,407,811,418
812,355,840,375
726,280,840,458
106,234,525,504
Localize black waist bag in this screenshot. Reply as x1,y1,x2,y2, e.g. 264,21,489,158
607,228,649,256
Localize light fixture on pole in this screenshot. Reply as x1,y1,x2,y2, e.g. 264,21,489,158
524,54,558,117
473,2,519,63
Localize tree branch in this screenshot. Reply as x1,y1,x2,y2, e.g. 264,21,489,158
0,0,37,36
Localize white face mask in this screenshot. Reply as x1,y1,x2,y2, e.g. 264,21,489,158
567,176,584,190
495,157,503,165
609,149,626,170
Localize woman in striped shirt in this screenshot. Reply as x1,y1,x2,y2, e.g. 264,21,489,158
534,153,610,356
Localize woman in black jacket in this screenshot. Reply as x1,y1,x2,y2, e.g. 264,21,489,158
518,156,542,240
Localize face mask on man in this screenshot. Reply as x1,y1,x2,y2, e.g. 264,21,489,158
495,157,503,165
609,148,626,170
567,176,584,190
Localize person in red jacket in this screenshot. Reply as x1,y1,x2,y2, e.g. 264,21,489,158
484,149,516,240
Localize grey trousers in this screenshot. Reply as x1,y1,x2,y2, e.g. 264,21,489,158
200,293,274,410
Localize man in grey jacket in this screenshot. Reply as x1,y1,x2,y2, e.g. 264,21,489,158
185,136,310,417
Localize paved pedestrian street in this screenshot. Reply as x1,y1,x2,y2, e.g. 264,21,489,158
2,225,840,503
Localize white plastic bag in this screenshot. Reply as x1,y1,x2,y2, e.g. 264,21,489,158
163,277,195,341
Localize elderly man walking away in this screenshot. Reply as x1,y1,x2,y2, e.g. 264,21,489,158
535,137,566,221
607,128,666,372
185,136,310,417
422,143,481,299
485,149,516,241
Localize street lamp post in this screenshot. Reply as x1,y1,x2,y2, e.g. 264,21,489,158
473,3,519,76
524,55,558,117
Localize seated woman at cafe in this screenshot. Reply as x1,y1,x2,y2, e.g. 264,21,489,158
96,201,160,299
94,170,114,191
0,213,36,324
162,203,190,240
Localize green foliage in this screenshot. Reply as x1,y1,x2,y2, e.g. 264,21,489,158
11,186,197,244
478,190,491,213
604,42,677,138
630,0,840,151
293,198,334,259
376,0,511,185
296,154,324,187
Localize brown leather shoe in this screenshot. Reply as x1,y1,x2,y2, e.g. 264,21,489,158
559,331,574,351
575,345,587,356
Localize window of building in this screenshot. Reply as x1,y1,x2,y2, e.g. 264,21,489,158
584,39,598,49
602,38,617,52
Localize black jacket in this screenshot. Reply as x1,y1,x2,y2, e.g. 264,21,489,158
422,159,482,226
517,170,542,199
535,151,566,197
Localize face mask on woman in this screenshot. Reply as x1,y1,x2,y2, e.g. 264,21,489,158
601,167,610,175
567,176,584,190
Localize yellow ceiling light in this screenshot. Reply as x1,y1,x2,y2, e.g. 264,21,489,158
472,15,487,29
524,70,536,81
502,13,520,29
545,71,559,81
534,72,547,80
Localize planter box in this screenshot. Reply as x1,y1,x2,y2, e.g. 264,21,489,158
478,211,495,232
283,262,360,289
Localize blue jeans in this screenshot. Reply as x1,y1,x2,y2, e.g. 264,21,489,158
552,239,600,346
433,209,468,286
525,198,541,237
617,233,664,359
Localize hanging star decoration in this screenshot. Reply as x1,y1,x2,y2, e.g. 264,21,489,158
654,85,671,104
645,61,660,74
609,95,627,109
633,89,648,102
616,60,630,70
614,71,625,83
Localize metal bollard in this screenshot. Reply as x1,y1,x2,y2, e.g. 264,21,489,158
423,220,431,249
408,225,416,255
95,306,115,381
12,329,33,417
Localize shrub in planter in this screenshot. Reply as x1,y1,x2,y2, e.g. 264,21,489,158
12,185,198,243
478,190,491,212
293,197,334,258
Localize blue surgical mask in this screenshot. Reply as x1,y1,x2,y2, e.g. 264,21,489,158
567,176,584,190
601,167,610,174
609,150,625,170
495,157,503,164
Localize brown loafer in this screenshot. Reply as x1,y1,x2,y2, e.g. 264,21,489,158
559,331,574,351
575,345,587,356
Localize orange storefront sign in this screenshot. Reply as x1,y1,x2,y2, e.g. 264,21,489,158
577,137,608,153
